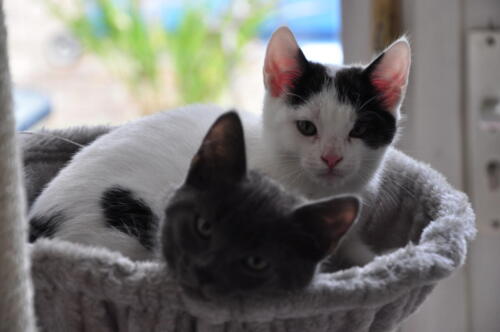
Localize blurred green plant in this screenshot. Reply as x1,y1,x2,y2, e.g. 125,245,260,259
44,0,273,113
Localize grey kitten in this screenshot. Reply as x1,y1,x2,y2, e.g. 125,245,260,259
162,112,360,299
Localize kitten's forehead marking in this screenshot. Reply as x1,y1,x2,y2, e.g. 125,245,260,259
286,60,332,106
298,84,356,141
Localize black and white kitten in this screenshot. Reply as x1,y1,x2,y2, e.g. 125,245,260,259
29,26,410,266
163,112,359,298
259,27,410,199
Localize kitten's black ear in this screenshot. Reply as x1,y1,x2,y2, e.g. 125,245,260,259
364,37,411,114
186,111,246,188
293,196,360,259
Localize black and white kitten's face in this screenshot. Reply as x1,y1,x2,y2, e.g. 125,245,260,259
262,27,411,193
163,112,359,299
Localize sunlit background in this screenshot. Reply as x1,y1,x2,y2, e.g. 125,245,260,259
5,0,342,130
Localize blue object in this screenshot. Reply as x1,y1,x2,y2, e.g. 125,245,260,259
13,89,52,130
259,0,341,42
86,0,341,43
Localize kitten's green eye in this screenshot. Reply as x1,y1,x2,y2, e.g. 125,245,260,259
296,120,317,136
349,123,368,138
244,256,269,271
195,216,212,238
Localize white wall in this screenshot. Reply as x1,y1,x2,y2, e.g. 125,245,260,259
462,1,500,332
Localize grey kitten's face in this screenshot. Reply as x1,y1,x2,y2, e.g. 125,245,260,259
262,27,411,193
164,175,317,298
162,112,359,299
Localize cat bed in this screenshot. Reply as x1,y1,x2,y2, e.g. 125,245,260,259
19,128,476,332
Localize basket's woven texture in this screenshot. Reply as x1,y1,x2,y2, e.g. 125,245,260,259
23,128,475,332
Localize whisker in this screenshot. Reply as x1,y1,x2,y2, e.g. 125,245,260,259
19,131,85,149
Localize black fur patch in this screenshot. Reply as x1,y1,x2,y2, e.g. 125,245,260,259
287,50,332,106
101,186,158,250
29,213,64,242
333,55,397,149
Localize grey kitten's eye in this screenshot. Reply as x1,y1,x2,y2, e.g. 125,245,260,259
195,216,212,238
349,123,368,138
244,256,269,271
296,120,317,136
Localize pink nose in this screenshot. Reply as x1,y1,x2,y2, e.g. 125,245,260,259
321,154,343,169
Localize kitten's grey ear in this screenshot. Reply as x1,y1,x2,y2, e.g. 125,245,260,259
263,26,305,97
365,37,411,114
186,111,246,187
293,196,360,258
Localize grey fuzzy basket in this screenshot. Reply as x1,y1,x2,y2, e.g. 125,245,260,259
23,129,475,332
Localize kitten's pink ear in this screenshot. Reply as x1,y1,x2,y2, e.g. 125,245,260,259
366,37,411,112
293,196,360,258
263,26,304,97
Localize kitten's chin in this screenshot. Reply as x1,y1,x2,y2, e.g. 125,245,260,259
302,168,363,195
313,175,347,191
316,169,345,181
305,169,348,190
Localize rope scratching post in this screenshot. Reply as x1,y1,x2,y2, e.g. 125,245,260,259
0,1,36,331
